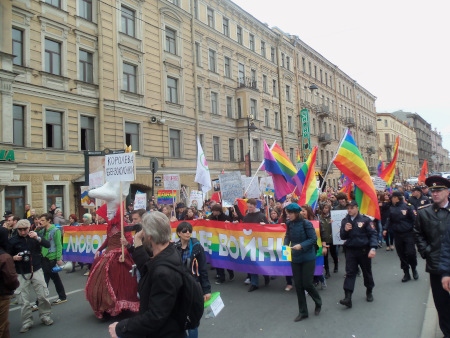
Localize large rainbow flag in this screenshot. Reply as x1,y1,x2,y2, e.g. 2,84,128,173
333,129,380,219
379,135,399,186
298,146,319,210
271,143,302,195
263,141,294,200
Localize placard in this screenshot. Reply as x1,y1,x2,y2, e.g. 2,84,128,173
373,176,387,191
104,152,135,182
164,174,180,190
241,176,260,198
259,176,274,197
219,171,243,207
81,186,95,207
157,190,177,205
330,209,348,245
134,193,147,210
189,190,204,209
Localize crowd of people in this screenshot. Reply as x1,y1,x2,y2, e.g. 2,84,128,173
2,175,450,337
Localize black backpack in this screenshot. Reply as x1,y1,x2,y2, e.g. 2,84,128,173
155,262,205,330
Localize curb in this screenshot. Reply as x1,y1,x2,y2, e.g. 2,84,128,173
421,288,443,338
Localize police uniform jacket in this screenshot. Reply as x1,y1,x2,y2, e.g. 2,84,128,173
414,203,450,274
409,195,430,210
340,213,378,249
8,234,50,275
384,201,416,233
439,227,450,277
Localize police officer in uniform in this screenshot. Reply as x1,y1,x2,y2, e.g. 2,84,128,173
339,201,378,308
414,176,450,338
383,191,418,282
408,186,431,210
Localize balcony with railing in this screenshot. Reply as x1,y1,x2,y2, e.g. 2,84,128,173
366,125,375,134
367,146,376,155
318,133,332,145
237,77,258,91
344,117,355,127
316,105,330,118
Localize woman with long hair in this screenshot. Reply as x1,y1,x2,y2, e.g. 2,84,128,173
284,203,322,321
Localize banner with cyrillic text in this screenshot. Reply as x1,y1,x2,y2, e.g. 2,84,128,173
62,225,107,263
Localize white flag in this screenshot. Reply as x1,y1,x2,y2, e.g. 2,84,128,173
194,138,212,193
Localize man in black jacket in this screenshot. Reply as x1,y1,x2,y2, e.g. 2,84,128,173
414,176,450,338
383,191,418,282
109,211,185,338
408,186,430,210
9,219,53,333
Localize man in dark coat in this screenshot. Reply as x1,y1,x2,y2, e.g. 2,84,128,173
414,176,450,338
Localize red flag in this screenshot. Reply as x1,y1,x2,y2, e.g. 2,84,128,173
211,191,221,203
418,160,428,185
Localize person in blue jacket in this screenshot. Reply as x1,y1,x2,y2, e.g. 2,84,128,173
283,203,322,322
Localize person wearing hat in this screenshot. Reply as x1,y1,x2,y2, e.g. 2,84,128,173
420,184,433,202
414,175,450,338
0,210,12,228
175,203,187,221
8,219,53,333
383,191,418,282
284,203,322,321
339,200,378,308
408,186,431,210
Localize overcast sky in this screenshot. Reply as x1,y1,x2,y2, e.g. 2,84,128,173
231,0,450,150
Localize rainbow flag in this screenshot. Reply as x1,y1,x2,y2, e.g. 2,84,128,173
298,146,319,210
157,190,177,205
333,129,380,219
63,225,107,263
296,148,301,164
271,143,302,195
263,141,294,200
339,174,353,200
379,136,399,186
377,155,385,177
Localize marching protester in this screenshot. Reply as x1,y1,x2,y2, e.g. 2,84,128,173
284,203,322,321
9,219,53,333
108,212,186,338
319,203,338,276
339,201,378,308
175,221,211,338
414,176,450,338
0,226,19,338
383,191,418,282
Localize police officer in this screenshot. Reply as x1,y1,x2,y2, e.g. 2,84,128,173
383,191,418,282
408,186,430,210
339,200,378,308
414,176,450,338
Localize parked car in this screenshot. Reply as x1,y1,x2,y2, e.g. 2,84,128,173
406,177,419,185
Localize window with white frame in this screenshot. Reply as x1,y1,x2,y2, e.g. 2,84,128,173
13,105,25,146
121,6,135,37
239,139,244,161
238,63,245,85
289,148,294,163
207,7,214,28
80,115,95,151
261,41,266,58
211,92,218,114
165,27,177,54
12,28,24,66
274,112,279,129
197,87,202,110
288,116,292,132
213,136,220,160
122,62,137,93
253,139,260,161
167,0,179,6
195,42,201,67
286,85,291,101
46,0,61,8
272,79,277,97
45,110,63,149
281,53,285,67
251,69,256,88
264,108,269,127
226,96,233,118
170,129,181,158
224,56,231,78
125,122,139,151
286,56,290,70
46,185,64,212
167,76,178,104
79,49,93,83
249,34,255,51
208,49,216,72
237,98,242,118
45,38,61,75
271,47,275,62
262,75,267,92
223,17,229,36
79,0,93,21
250,99,257,119
229,139,235,161
193,0,198,19
237,26,242,44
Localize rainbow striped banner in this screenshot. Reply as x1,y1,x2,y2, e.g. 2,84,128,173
62,225,107,263
63,221,324,275
157,190,177,205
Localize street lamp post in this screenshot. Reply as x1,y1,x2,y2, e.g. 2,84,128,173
247,114,258,177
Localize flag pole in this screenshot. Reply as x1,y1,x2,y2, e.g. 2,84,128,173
244,141,276,195
321,129,349,191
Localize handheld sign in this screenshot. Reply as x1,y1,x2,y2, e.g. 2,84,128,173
105,152,135,182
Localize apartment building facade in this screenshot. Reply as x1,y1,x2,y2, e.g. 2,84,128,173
1,0,377,218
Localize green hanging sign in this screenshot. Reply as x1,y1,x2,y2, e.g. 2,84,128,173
300,109,311,160
0,149,15,161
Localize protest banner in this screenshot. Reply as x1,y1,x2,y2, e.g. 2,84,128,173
373,176,387,191
104,152,135,182
219,171,243,207
81,186,95,207
134,193,147,210
189,190,204,209
164,174,180,190
63,225,107,263
331,209,348,245
241,176,260,198
259,176,274,197
157,190,177,205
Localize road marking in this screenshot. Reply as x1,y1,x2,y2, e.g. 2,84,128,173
9,288,85,312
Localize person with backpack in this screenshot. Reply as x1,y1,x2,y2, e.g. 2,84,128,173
175,221,211,338
109,211,203,338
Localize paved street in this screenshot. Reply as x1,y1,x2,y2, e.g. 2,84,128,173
8,247,438,338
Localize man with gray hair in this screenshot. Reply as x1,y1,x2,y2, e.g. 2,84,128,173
109,212,185,338
9,219,53,333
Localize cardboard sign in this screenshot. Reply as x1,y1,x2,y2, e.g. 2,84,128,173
259,176,275,197
241,176,260,198
189,190,204,209
134,193,147,210
104,152,135,182
373,176,387,191
164,174,180,190
219,171,243,207
331,210,348,245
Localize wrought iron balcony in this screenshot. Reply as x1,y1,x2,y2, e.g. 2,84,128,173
366,125,375,134
367,146,376,154
237,77,258,91
316,105,330,118
318,133,332,145
344,117,355,127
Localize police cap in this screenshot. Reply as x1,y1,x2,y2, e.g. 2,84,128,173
424,175,450,191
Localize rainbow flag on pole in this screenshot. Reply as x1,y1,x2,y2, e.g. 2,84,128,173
270,143,302,195
263,141,293,200
333,129,380,219
379,136,399,186
298,146,319,210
